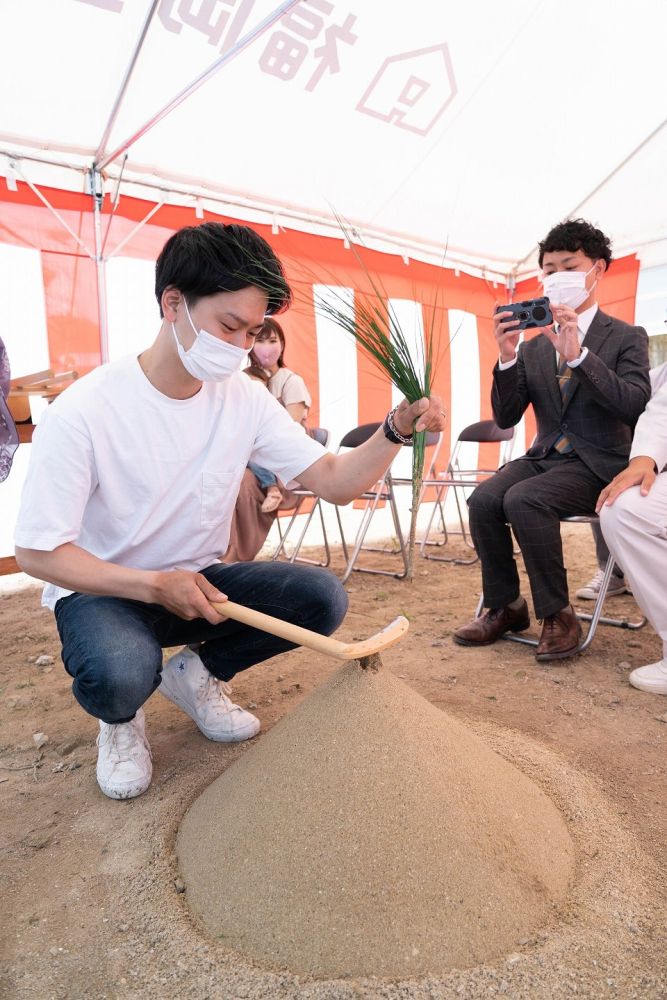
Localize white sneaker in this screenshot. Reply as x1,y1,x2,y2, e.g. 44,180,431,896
575,569,627,601
629,660,667,695
96,708,152,800
159,646,260,742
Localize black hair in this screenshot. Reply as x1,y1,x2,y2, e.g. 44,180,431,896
250,317,287,369
155,222,292,317
538,218,612,270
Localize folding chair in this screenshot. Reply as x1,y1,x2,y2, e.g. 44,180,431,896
420,419,515,564
391,430,445,497
334,422,409,584
270,429,332,567
473,514,646,652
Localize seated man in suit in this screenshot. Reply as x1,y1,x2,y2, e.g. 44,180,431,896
597,371,667,694
454,219,651,661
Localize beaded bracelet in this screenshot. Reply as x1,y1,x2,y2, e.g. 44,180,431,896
383,406,414,445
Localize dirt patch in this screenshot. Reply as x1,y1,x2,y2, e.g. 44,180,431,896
1,524,666,998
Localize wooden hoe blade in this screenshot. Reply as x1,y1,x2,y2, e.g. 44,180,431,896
212,600,409,662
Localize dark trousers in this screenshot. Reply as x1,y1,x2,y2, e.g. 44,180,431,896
54,561,348,724
467,453,606,619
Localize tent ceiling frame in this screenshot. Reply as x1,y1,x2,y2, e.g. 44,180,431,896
15,0,301,364
0,132,94,161
514,115,667,271
1,144,513,278
101,170,514,280
94,0,161,166
95,0,301,172
5,143,665,281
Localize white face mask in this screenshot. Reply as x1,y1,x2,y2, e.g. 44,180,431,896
542,264,597,310
172,300,250,382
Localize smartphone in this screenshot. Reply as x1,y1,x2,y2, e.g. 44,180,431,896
495,297,553,331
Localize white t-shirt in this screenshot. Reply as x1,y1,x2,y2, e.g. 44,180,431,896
14,356,325,609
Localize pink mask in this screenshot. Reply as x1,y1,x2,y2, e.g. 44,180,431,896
253,342,282,368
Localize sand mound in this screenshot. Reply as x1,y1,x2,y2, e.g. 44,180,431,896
177,662,575,978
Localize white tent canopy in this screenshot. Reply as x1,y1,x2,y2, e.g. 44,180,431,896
2,0,667,566
2,0,667,278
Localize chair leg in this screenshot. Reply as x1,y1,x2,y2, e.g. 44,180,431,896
498,555,646,650
420,484,478,564
270,496,306,561
388,489,409,576
271,496,331,568
356,486,404,558
340,487,408,584
420,486,448,553
574,556,646,649
286,499,331,568
452,485,476,549
340,495,381,583
334,503,350,565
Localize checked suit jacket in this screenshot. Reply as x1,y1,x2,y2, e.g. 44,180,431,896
491,309,651,484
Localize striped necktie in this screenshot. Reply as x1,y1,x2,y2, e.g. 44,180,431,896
553,356,576,453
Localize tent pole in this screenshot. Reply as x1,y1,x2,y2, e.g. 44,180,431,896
95,0,301,172
507,271,516,304
89,168,110,364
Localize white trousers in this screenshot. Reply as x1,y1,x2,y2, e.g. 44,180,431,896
599,471,667,658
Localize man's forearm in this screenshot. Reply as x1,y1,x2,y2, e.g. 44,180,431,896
298,427,401,504
629,382,667,471
15,542,158,603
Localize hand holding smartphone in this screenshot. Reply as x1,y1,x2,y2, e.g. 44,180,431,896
493,297,553,331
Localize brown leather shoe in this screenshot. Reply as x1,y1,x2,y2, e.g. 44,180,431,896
535,605,582,662
453,599,530,646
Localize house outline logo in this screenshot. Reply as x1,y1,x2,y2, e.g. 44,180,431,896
356,43,457,136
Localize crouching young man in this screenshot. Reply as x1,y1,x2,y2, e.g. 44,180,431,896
15,222,444,800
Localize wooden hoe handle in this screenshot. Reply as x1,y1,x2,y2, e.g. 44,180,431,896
212,600,409,661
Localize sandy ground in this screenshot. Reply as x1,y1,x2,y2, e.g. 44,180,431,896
1,524,666,999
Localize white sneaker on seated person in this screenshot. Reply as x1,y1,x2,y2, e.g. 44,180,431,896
96,707,152,800
160,646,260,741
575,569,628,600
628,660,667,696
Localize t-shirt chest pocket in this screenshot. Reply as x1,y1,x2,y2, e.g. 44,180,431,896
201,469,243,527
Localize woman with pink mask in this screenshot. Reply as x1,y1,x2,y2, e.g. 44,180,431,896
223,319,314,562
251,318,311,425
246,318,312,513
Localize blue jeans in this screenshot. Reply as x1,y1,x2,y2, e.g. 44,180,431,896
247,461,277,490
54,561,348,725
